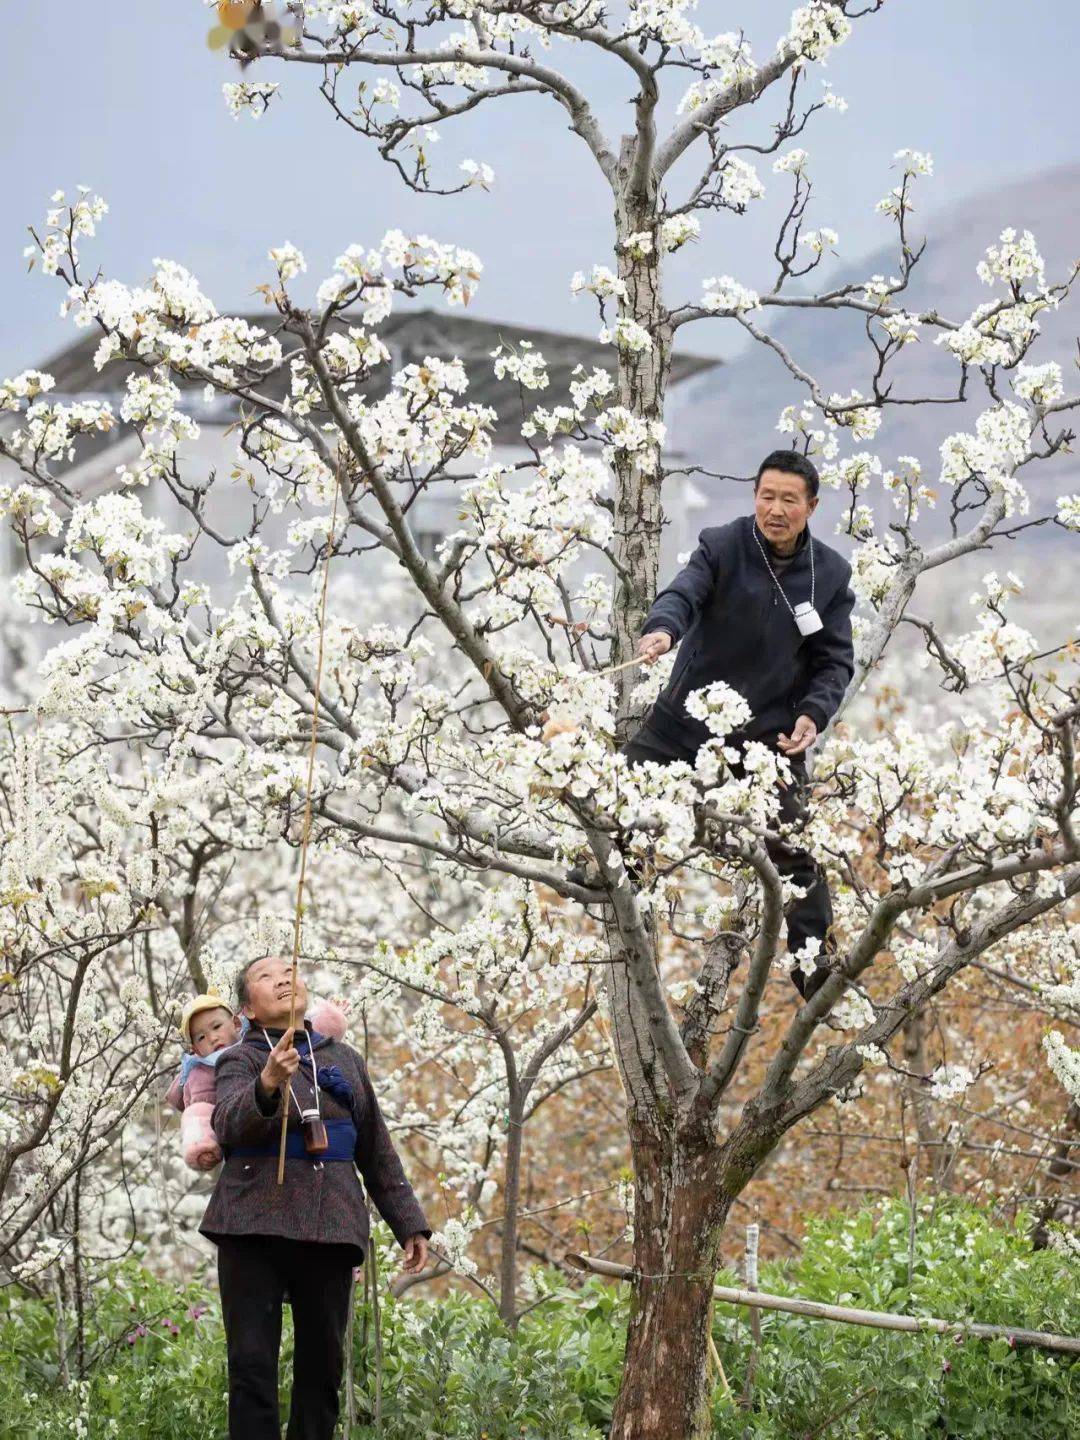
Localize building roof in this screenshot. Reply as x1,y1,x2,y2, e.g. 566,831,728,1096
28,306,720,469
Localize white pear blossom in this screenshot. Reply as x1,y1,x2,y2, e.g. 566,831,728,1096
849,533,902,607
878,311,922,346
826,390,882,441
684,681,753,738
977,227,1047,292
491,341,549,390
223,81,280,119
929,1063,976,1102
776,401,840,462
1014,361,1063,407
599,317,654,354
460,158,495,188
939,403,1031,516
269,242,307,281
799,227,839,256
571,264,628,302
773,148,809,176
1044,1032,1080,1102
893,148,934,177
862,274,900,305
594,406,666,460
1,370,56,409
936,321,1012,368
785,2,853,63
702,276,760,313
821,81,847,111
830,990,876,1031
618,230,655,261
719,156,765,209
659,213,700,253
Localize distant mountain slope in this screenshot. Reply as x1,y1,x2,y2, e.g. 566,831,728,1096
670,163,1080,546
665,165,1079,647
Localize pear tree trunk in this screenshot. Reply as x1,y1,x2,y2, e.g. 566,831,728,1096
608,1113,733,1440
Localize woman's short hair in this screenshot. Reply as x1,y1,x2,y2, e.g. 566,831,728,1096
234,955,265,1007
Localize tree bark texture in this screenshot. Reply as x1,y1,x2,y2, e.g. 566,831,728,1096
609,137,673,739
608,1114,732,1440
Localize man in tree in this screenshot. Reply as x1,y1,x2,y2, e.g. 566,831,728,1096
623,449,855,1000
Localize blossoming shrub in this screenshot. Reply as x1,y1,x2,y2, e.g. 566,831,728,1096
0,1201,1075,1437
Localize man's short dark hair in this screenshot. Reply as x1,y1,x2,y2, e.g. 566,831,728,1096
754,449,819,499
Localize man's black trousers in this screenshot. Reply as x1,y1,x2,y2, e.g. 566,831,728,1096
217,1233,357,1440
624,720,834,999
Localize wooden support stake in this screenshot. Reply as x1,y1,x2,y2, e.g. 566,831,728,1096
740,1223,762,1412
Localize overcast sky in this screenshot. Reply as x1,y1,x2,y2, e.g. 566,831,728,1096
3,2,1076,376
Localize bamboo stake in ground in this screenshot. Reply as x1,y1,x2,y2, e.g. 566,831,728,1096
739,1222,762,1412
276,460,343,1185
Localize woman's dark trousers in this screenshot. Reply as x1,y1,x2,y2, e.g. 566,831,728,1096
217,1233,356,1440
624,720,834,999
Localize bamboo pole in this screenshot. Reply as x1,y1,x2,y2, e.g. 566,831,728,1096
563,1253,1080,1356
343,1270,357,1434
370,1201,384,1431
276,459,342,1185
567,1253,633,1280
595,655,647,678
708,1333,733,1402
708,1283,1080,1356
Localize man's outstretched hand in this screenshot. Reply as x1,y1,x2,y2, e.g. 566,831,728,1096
402,1233,429,1275
777,714,818,756
637,631,673,665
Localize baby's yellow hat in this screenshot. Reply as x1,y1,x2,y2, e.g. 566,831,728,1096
179,987,234,1045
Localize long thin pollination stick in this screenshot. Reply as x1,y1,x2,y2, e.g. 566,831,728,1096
277,459,342,1185
596,655,647,678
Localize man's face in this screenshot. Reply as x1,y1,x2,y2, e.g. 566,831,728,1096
754,468,818,548
241,955,308,1026
190,1007,242,1057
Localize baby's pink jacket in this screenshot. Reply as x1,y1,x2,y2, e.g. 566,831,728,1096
165,999,348,1171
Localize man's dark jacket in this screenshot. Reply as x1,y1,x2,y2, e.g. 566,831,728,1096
641,515,855,750
200,1021,431,1262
